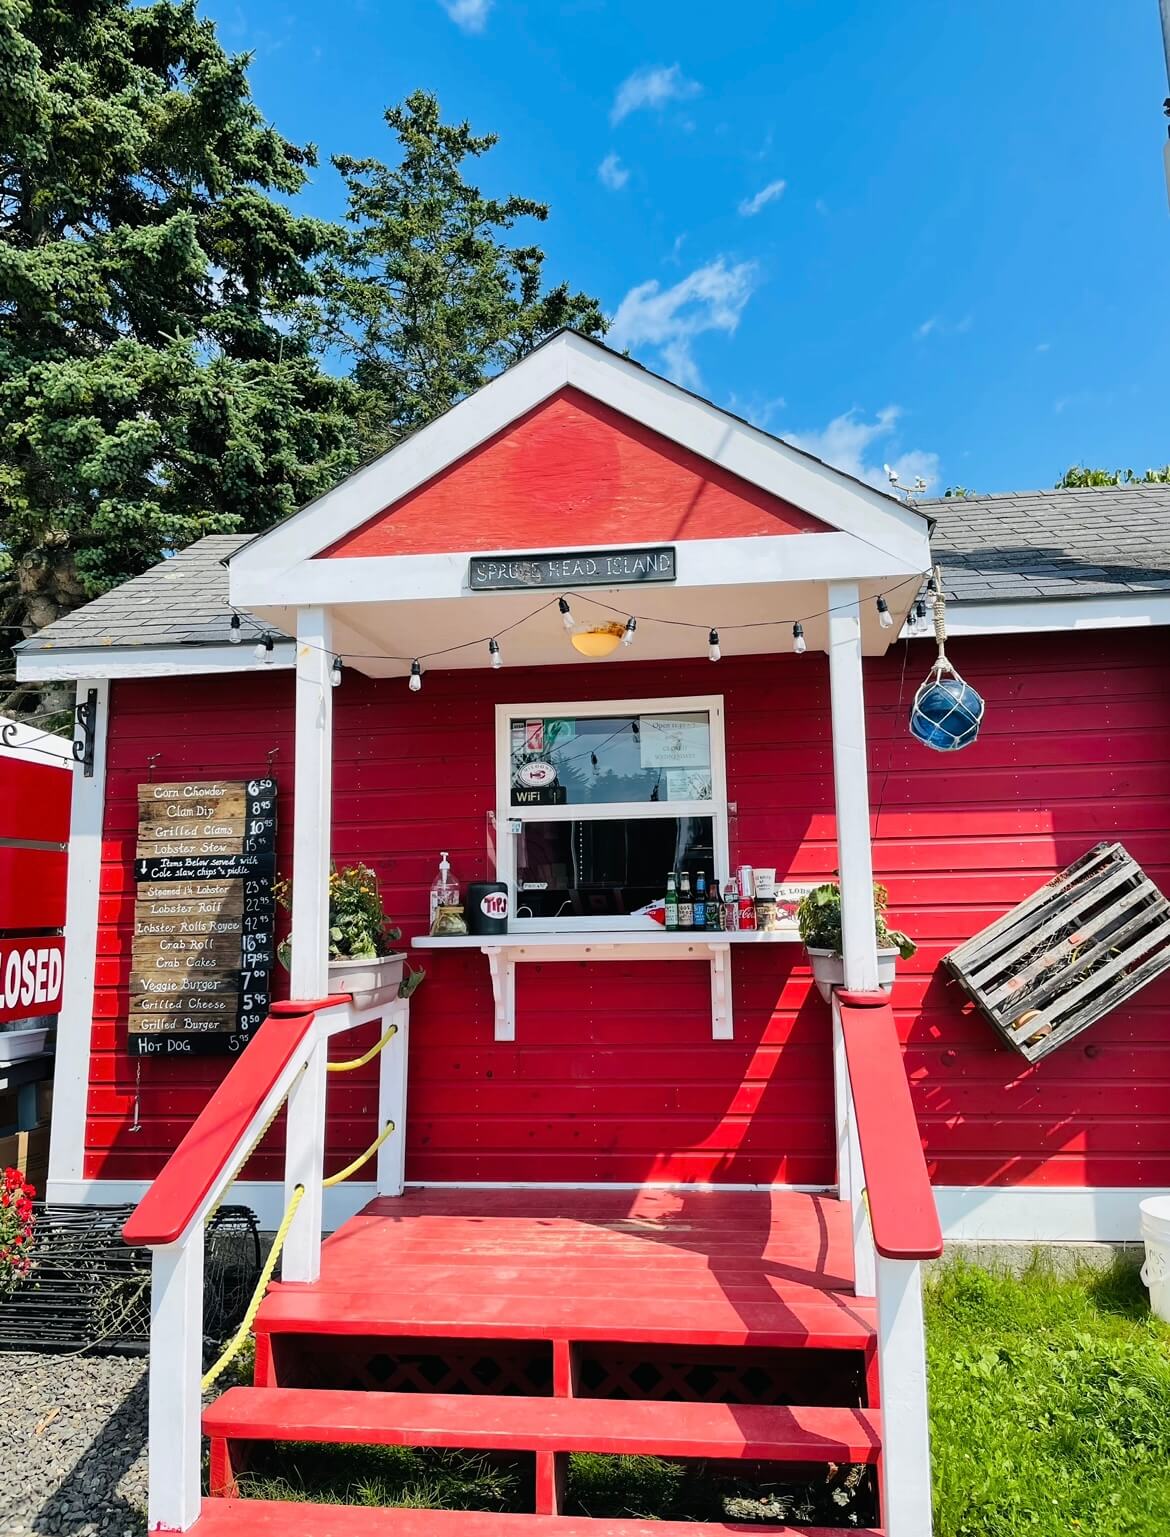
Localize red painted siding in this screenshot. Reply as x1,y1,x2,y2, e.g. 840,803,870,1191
321,389,830,557
84,630,1170,1189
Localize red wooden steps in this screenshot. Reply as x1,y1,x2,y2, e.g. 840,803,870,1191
254,1287,876,1351
205,1385,882,1465
187,1501,885,1537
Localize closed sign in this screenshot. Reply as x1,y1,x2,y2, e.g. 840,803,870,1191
0,937,64,1023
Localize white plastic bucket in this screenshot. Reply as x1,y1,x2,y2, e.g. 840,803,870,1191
1139,1195,1170,1323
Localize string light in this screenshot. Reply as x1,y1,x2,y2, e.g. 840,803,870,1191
792,622,807,655
489,638,502,669
226,570,927,674
408,659,422,692
229,614,242,645
621,616,637,648
708,628,721,661
331,655,342,687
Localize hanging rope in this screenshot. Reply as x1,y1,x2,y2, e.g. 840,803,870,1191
204,1069,303,1229
327,1023,397,1074
201,1183,305,1394
322,1120,396,1187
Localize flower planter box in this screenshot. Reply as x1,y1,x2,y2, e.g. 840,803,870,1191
327,953,406,1011
0,1025,53,1067
806,948,898,1003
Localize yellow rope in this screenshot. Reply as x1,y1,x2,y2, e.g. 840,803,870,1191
204,1078,300,1229
327,1023,398,1074
322,1120,396,1187
201,1183,306,1395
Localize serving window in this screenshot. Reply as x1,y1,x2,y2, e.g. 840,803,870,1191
495,696,728,930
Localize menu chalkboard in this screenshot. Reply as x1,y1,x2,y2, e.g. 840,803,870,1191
129,779,277,1057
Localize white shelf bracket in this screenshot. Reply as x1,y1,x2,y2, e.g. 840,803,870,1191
485,946,516,1041
710,945,733,1039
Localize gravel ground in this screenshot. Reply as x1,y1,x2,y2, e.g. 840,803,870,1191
0,1353,148,1536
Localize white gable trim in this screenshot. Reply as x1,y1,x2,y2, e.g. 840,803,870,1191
229,333,928,588
938,592,1170,637
15,641,295,683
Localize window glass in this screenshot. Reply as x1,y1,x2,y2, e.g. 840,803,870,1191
508,711,711,808
514,816,715,920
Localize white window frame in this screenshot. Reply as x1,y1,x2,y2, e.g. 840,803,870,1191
494,694,729,932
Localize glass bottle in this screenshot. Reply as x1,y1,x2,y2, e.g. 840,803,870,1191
664,872,679,931
694,870,707,930
677,871,694,930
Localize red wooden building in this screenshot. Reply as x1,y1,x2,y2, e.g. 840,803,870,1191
15,333,1170,1537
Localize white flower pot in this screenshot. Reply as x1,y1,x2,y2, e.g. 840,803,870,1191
0,1024,53,1065
806,948,899,1003
327,953,405,1011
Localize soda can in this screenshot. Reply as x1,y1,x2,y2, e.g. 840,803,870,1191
737,865,756,900
738,896,757,930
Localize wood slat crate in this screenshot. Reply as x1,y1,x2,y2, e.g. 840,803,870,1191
943,842,1170,1062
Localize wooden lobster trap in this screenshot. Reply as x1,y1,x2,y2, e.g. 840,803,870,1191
944,842,1170,1062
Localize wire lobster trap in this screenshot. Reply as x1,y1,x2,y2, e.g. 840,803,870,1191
0,1203,260,1355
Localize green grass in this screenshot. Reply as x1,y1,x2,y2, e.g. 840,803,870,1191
925,1256,1170,1537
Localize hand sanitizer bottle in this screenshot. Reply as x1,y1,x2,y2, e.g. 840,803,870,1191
430,851,458,927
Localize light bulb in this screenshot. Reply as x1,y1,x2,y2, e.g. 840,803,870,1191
708,628,721,661
622,616,637,647
876,596,894,630
408,659,422,692
229,614,242,645
331,656,342,687
255,635,274,663
792,622,807,655
559,596,574,630
489,638,502,669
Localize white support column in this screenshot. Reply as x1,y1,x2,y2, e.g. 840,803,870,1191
147,1227,205,1532
283,607,334,1282
832,996,876,1296
377,1002,410,1196
826,582,879,993
47,678,109,1195
875,1256,934,1537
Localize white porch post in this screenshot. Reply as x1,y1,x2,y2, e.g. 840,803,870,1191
147,1227,204,1532
827,581,879,1296
283,606,333,1282
377,1001,410,1196
826,581,879,992
876,1257,935,1536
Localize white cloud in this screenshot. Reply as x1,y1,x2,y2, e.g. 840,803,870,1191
439,0,491,33
785,406,940,492
597,153,629,191
1036,341,1051,353
607,257,757,390
738,178,786,217
611,64,700,125
915,313,972,340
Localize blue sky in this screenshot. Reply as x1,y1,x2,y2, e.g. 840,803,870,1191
208,0,1170,494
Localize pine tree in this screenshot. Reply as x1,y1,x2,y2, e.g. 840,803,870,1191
0,0,356,672
308,90,607,460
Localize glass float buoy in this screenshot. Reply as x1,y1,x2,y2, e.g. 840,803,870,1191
908,565,985,752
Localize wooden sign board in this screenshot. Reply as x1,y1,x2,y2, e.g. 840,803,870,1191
128,778,277,1058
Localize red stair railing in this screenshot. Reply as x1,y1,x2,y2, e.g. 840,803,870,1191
833,987,941,1537
121,993,411,1533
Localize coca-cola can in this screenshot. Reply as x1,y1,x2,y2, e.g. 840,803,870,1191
736,865,756,900
738,896,757,930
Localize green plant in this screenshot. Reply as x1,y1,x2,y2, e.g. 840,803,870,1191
796,881,916,960
275,864,424,999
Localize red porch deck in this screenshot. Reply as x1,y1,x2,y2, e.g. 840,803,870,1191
203,1187,884,1533
257,1186,875,1354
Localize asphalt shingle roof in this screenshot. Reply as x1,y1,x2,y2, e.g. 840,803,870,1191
919,484,1170,603
15,535,262,653
16,485,1170,657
